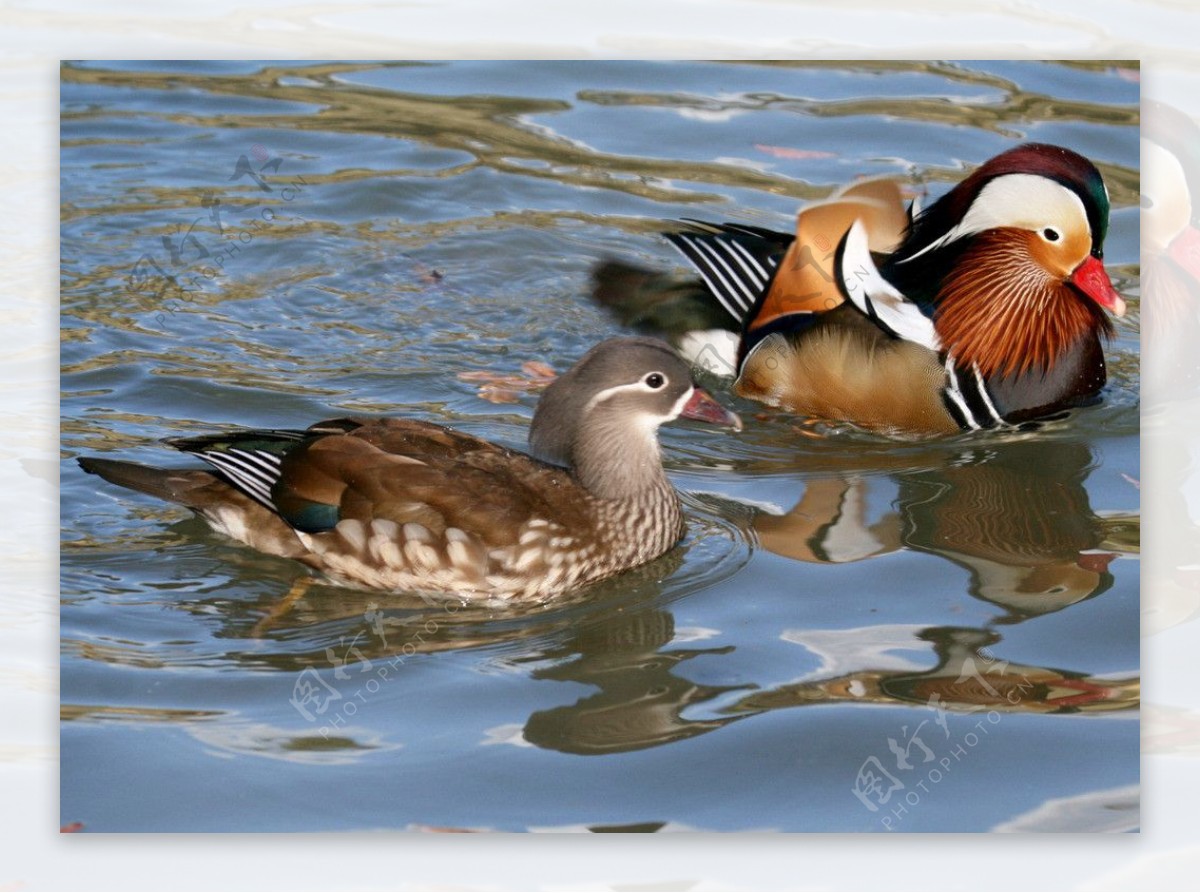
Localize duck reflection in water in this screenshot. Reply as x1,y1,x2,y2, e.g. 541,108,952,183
177,438,1135,757
754,438,1135,622
522,604,749,755
182,536,755,755
516,438,1144,753
729,625,1138,718
515,606,1138,758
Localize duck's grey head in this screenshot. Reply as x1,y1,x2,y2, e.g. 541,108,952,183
530,337,739,499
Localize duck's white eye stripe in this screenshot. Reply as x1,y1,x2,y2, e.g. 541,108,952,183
584,379,668,413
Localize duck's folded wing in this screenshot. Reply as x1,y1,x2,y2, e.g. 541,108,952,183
173,418,592,553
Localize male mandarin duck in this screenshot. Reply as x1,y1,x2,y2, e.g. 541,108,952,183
78,338,740,603
593,143,1128,437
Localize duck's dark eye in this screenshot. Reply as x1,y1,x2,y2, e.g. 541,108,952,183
1043,227,1061,242
644,372,666,389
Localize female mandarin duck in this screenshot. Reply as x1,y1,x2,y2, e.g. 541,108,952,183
78,338,740,603
593,143,1127,437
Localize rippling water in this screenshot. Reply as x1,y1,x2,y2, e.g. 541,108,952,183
60,60,1139,832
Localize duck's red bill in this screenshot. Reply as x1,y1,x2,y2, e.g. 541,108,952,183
1070,256,1127,317
681,387,742,431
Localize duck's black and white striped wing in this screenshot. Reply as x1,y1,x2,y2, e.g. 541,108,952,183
664,221,788,326
164,427,317,513
189,445,285,510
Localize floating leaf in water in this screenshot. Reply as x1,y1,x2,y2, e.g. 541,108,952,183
754,144,837,160
458,360,558,404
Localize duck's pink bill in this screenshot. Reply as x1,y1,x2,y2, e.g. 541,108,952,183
680,387,742,432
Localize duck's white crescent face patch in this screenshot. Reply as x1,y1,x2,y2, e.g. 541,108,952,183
958,174,1090,236
902,174,1091,262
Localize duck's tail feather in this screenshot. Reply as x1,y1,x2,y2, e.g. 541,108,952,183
77,457,221,508
591,258,741,333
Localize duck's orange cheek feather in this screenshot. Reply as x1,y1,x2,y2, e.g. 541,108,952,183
1026,225,1091,280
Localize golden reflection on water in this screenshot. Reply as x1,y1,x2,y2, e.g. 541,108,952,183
60,60,1140,207
756,439,1137,620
